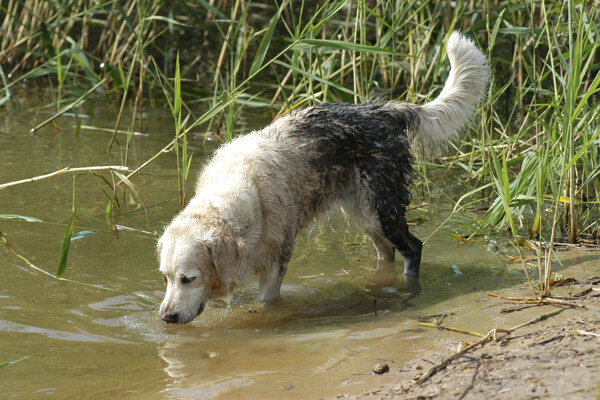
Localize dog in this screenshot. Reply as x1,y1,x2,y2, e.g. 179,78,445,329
158,32,489,324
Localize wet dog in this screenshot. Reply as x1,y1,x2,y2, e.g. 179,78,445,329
158,32,489,324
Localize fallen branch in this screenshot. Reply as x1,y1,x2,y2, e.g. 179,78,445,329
508,307,567,331
414,307,568,386
485,292,585,309
0,166,129,190
418,322,485,338
29,78,107,134
415,328,502,385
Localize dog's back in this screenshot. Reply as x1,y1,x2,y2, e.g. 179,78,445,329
256,101,415,227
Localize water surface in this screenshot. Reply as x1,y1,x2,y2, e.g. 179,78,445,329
0,92,523,398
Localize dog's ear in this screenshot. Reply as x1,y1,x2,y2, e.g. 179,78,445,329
210,235,244,287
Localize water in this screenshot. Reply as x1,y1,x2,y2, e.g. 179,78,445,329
0,91,524,398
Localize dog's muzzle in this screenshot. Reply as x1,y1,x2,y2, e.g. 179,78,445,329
160,301,206,324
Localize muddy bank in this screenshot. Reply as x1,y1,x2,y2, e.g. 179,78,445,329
338,317,600,399
334,250,600,400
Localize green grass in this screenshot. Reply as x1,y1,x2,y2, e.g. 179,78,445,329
2,0,600,292
0,356,29,369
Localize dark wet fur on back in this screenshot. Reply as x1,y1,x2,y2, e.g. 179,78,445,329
257,100,423,275
274,101,416,225
286,100,417,212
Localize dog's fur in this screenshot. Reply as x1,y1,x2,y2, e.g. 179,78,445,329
158,32,490,324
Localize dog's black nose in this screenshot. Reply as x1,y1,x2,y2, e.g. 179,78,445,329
160,312,178,324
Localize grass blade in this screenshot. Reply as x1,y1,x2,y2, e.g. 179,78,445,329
70,230,100,241
1,232,55,278
56,210,76,278
0,356,30,369
562,128,600,173
173,52,181,118
274,59,364,100
294,38,408,57
0,214,42,223
249,3,284,77
30,78,106,134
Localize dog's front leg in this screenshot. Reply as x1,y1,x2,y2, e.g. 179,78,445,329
258,266,287,301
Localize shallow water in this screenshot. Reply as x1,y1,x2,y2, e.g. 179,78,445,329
1,92,525,398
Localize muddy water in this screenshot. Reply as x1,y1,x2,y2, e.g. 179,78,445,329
1,92,524,399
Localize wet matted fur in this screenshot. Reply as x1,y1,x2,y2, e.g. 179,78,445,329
158,32,490,324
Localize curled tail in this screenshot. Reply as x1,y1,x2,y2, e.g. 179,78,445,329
404,32,490,150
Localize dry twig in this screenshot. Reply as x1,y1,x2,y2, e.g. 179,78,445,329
414,307,568,386
0,166,129,190
485,292,585,309
418,322,485,338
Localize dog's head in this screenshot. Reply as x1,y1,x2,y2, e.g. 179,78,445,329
157,218,244,324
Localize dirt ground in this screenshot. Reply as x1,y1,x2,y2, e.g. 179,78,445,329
334,249,600,400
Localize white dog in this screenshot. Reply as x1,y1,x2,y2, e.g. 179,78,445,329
158,32,489,324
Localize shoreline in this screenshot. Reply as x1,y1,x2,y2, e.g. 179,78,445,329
333,249,600,399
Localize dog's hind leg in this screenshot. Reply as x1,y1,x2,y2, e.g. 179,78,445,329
366,232,398,288
390,220,422,276
366,226,421,296
377,214,422,277
369,231,396,262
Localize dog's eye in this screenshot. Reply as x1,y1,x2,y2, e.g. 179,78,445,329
163,275,168,285
180,276,196,284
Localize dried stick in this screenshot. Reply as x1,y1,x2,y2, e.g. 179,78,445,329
415,307,568,385
0,166,129,190
485,292,585,309
30,78,106,134
418,322,485,338
1,232,55,277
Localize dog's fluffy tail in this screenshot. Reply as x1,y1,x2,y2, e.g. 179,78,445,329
407,32,490,150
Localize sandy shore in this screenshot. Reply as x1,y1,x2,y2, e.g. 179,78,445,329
333,250,600,400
